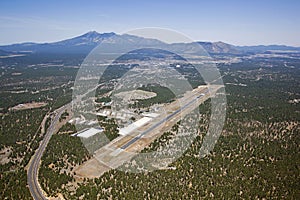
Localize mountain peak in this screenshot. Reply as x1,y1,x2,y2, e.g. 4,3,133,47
83,31,99,37
49,31,117,46
87,30,99,34
82,31,116,38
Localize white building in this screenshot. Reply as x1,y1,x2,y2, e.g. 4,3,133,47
142,112,159,118
72,127,104,138
119,117,152,136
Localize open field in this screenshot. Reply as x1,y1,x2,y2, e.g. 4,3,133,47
9,102,48,111
114,89,157,102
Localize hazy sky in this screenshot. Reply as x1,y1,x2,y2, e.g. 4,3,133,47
0,0,299,46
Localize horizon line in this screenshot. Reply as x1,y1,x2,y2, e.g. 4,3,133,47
0,30,299,48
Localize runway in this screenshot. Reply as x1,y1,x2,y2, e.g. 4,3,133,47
75,85,221,178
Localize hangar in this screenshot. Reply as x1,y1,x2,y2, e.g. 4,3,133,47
72,127,104,138
119,117,152,136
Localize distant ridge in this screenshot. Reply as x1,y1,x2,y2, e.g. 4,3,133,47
0,49,13,56
0,31,299,55
198,41,240,54
236,44,300,53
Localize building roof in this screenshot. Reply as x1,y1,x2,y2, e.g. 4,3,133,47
142,112,160,118
74,127,104,138
119,117,152,136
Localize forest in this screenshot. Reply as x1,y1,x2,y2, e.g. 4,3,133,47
0,54,299,199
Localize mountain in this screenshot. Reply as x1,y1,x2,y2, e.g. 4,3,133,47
0,31,240,55
0,31,166,55
0,31,298,55
0,31,117,54
52,31,116,46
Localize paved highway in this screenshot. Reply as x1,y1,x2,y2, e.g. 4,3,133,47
27,104,70,200
121,89,208,149
27,83,102,199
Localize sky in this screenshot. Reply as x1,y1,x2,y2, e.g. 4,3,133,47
0,0,299,46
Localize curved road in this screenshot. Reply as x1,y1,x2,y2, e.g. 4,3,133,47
27,104,70,200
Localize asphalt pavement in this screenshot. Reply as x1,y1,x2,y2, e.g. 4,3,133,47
27,104,70,200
